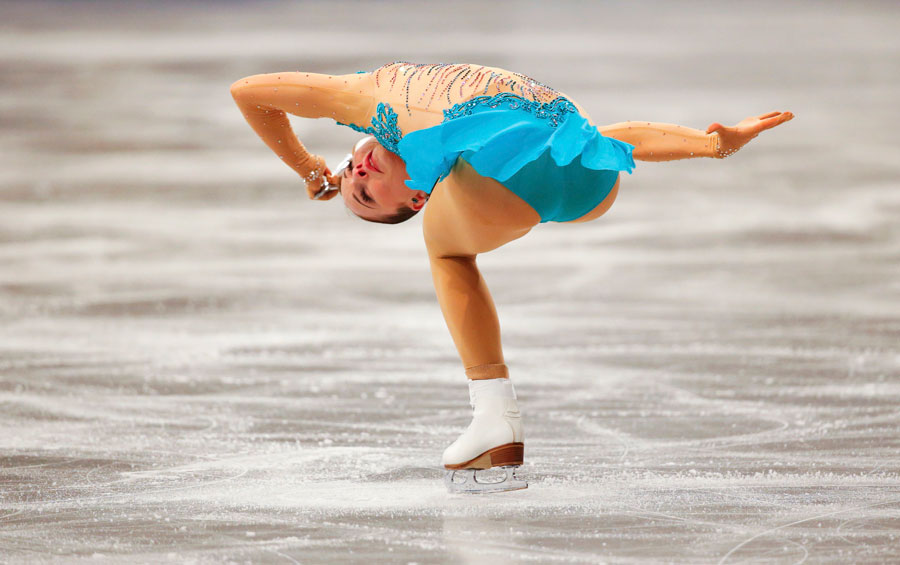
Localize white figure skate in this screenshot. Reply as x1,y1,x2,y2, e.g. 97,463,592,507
442,381,527,494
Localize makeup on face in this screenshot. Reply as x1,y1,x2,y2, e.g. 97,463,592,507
363,149,381,173
341,135,413,219
341,145,377,214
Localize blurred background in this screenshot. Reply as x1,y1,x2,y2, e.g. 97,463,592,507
1,1,898,563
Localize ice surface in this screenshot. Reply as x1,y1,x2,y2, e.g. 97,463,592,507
1,1,899,563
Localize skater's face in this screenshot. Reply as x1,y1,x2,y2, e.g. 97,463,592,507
339,136,426,223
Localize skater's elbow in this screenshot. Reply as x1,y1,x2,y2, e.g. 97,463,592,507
229,74,271,104
229,77,253,102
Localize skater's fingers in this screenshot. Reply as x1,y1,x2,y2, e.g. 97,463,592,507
706,122,724,134
758,111,782,119
760,113,793,130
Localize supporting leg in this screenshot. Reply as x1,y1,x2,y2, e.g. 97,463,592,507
426,253,506,372
420,160,541,493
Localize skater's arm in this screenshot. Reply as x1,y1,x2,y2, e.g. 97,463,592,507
230,71,375,191
600,111,794,162
598,122,719,161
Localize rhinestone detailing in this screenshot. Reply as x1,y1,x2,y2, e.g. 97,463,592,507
336,102,403,153
303,156,325,188
443,93,579,128
369,61,560,117
335,92,580,154
714,133,739,158
335,63,578,156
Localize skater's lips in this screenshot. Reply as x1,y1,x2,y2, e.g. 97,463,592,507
365,149,382,174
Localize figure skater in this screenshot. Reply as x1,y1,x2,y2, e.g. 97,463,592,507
230,61,793,493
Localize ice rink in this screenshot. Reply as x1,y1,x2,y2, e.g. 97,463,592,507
1,1,899,563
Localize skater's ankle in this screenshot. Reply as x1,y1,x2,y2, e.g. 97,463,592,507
465,362,508,380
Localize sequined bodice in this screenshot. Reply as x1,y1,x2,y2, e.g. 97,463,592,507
373,62,562,115
337,62,578,154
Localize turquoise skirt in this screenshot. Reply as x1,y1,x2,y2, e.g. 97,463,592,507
397,93,635,223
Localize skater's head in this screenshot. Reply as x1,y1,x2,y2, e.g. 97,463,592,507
337,136,427,224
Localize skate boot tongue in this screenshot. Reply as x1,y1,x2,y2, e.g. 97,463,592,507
468,377,516,408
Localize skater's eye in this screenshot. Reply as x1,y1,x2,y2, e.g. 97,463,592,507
344,160,353,176
360,188,374,204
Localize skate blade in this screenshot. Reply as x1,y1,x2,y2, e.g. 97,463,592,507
444,466,527,494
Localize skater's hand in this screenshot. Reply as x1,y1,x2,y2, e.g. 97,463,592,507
302,155,340,201
706,111,794,158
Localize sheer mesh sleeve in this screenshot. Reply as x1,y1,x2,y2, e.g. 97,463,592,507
230,71,375,182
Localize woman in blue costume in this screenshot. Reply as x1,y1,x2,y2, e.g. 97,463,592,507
230,61,794,493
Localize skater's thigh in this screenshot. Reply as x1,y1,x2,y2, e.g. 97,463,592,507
564,176,620,224
423,159,540,257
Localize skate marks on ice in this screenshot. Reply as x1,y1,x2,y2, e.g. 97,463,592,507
8,347,895,563
2,296,900,557
513,389,900,562
717,497,900,565
495,295,899,562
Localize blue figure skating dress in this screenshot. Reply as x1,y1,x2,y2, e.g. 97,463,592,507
333,63,636,223
398,93,635,223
